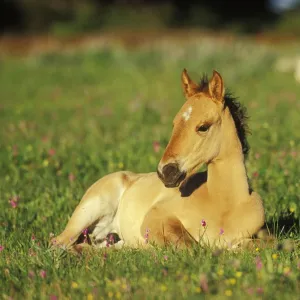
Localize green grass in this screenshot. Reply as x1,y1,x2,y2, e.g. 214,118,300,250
0,38,300,299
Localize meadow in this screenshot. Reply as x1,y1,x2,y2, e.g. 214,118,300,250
0,36,299,299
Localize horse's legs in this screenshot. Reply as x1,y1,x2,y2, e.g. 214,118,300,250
141,205,196,248
51,172,131,250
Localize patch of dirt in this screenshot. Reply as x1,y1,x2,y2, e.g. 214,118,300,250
0,29,299,58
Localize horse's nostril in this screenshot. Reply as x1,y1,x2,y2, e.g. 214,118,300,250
162,163,180,178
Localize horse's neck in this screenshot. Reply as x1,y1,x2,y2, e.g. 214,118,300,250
207,108,250,204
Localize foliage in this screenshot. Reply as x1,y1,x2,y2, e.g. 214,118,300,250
272,8,300,35
0,0,285,35
0,39,299,299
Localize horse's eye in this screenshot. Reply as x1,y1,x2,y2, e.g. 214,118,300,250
197,124,210,132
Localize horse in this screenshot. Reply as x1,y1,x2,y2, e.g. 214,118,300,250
51,69,265,251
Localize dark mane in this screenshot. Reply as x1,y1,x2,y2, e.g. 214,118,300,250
198,75,250,157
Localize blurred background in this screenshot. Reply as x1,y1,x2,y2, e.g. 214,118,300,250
1,0,300,37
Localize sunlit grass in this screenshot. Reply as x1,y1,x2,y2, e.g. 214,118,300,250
0,39,299,299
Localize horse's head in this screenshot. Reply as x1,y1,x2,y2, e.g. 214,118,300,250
157,69,225,188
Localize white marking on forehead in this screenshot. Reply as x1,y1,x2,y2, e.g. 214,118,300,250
182,106,193,121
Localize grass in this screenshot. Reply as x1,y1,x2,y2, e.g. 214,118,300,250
0,37,300,299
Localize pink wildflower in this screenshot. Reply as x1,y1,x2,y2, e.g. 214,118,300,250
252,172,259,178
106,234,115,247
144,228,150,244
12,145,18,156
10,200,18,208
28,270,35,279
199,274,209,293
153,141,160,153
164,255,168,260
0,245,4,252
39,270,47,279
280,151,287,158
68,173,75,182
49,295,58,300
290,151,297,158
31,234,36,241
82,228,88,243
220,228,224,235
48,148,56,156
109,234,114,244
255,257,263,271
256,287,264,295
9,195,19,208
42,136,49,143
201,219,207,227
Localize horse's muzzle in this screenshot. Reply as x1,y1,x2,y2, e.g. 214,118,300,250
157,163,186,188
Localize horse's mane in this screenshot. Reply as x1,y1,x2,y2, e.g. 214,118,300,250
197,74,250,157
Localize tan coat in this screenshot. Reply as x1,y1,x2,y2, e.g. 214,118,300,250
52,70,265,251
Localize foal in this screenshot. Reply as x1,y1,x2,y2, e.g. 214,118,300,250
52,70,265,250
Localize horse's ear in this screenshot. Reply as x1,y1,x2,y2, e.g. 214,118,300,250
181,69,199,98
208,70,225,103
